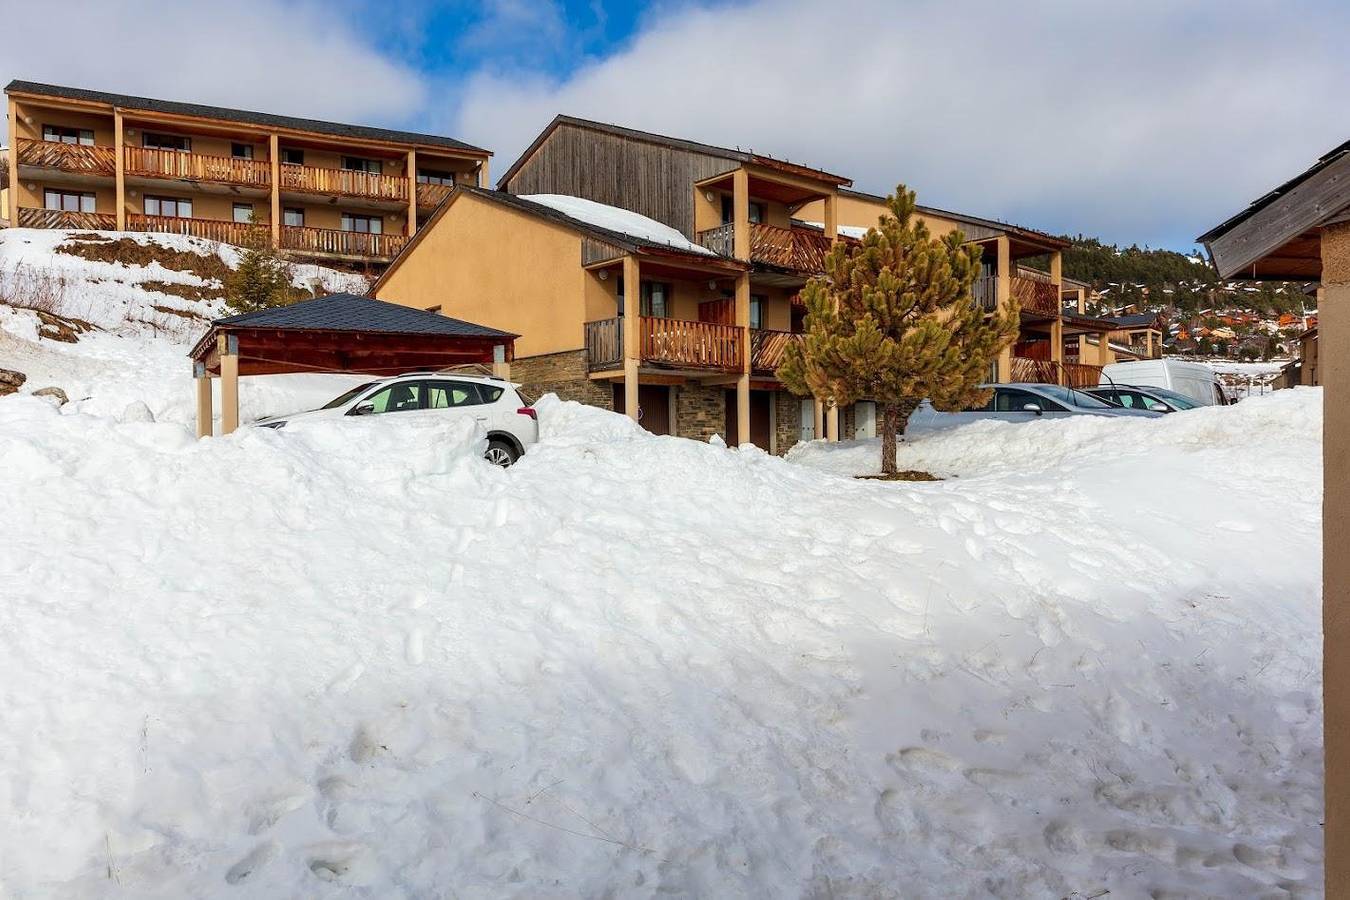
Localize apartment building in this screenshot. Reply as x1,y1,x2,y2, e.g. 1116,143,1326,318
4,81,490,267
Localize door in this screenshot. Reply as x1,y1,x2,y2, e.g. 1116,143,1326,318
800,397,816,442
613,384,671,435
724,390,773,448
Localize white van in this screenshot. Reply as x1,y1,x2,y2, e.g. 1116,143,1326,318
1100,360,1228,407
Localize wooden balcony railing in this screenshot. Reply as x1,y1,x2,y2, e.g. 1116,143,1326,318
972,275,999,311
1061,362,1103,389
17,207,117,230
696,223,736,257
1010,356,1058,384
124,147,271,188
751,328,802,374
584,316,744,371
16,138,116,175
416,182,454,209
280,163,408,202
696,222,834,272
128,214,269,247
280,224,408,259
1010,275,1061,317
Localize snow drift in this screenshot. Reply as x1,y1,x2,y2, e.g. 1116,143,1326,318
0,389,1323,897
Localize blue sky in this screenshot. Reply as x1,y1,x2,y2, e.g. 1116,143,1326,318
5,0,1348,251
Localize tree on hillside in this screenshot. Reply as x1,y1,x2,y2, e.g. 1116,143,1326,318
223,226,297,316
777,185,1018,475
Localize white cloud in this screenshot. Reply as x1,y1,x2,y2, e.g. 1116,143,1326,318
1,0,427,141
452,0,1350,247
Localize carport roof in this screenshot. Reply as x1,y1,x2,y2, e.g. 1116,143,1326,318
211,293,517,338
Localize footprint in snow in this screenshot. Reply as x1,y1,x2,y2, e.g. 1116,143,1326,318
225,840,279,884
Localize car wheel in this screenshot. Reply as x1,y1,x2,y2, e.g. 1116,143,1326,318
484,438,519,467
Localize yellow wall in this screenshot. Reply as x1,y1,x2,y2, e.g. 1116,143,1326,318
20,182,117,213
378,193,589,358
13,102,115,145
797,193,968,243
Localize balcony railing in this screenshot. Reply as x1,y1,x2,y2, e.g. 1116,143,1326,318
697,223,736,257
280,224,408,260
972,275,998,311
128,214,269,247
584,316,744,372
1061,362,1103,388
1008,357,1102,388
280,163,408,202
16,138,116,176
1010,274,1061,317
695,222,834,273
750,328,803,374
17,207,117,230
416,182,454,209
124,147,271,188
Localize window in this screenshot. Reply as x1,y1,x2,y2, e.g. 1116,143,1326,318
42,125,94,146
321,381,378,410
44,188,95,213
231,143,254,160
721,196,766,225
281,148,305,166
342,156,382,175
341,213,382,234
143,132,191,152
145,196,192,218
232,203,254,224
356,382,421,415
640,281,670,318
417,168,456,185
995,388,1051,412
423,381,482,409
749,294,766,330
283,207,305,227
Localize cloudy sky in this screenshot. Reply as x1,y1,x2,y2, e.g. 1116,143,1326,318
5,0,1347,249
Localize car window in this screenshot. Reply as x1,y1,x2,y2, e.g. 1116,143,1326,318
1035,384,1110,410
362,381,422,414
480,385,505,403
322,381,378,410
1142,386,1198,410
1139,394,1174,411
423,380,483,409
995,388,1045,412
1091,390,1121,406
1115,391,1144,409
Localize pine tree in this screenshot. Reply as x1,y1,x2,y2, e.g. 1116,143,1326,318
777,185,1019,475
223,227,297,316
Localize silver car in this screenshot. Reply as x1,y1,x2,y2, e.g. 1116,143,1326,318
907,383,1163,435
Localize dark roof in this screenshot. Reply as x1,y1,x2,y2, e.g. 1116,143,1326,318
212,293,516,338
1197,139,1350,243
497,113,851,191
6,80,488,155
839,187,1070,250
1097,313,1162,328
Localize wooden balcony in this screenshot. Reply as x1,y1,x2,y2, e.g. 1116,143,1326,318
1008,357,1102,388
124,147,271,188
416,182,454,209
17,207,117,230
128,214,269,247
972,275,999,311
16,138,115,176
280,163,408,202
1061,362,1103,389
585,316,744,372
1011,274,1061,317
750,328,802,374
695,222,834,273
280,224,408,261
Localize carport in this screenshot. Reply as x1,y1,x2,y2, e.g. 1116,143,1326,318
188,293,517,437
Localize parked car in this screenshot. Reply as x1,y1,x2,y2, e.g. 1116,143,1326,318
907,383,1163,435
254,372,539,466
1086,384,1201,413
1100,359,1227,407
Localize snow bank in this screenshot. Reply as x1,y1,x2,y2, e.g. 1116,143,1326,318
520,194,715,256
0,390,1322,897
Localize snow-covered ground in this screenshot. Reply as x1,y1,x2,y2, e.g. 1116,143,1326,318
0,368,1322,897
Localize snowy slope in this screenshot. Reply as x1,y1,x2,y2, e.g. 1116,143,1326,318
0,388,1322,897
519,194,715,256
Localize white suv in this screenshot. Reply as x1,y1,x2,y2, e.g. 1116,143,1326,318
254,373,539,466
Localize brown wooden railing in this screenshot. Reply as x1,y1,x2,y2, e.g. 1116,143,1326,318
416,182,454,209
1010,275,1061,317
641,316,742,370
584,317,624,370
751,328,802,373
696,223,736,256
751,223,831,272
280,224,408,259
1010,356,1058,384
128,214,268,246
125,147,271,188
972,275,999,311
1061,362,1103,389
17,207,117,230
280,163,408,201
17,138,116,175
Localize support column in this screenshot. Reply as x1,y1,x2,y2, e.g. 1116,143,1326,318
219,334,240,435
813,399,824,441
7,98,20,222
622,255,640,424
406,149,417,234
478,157,490,189
113,110,126,231
826,404,840,442
823,191,838,242
1322,223,1350,892
732,168,750,261
194,361,213,438
995,235,1013,382
269,134,281,248
1049,250,1064,384
734,271,751,445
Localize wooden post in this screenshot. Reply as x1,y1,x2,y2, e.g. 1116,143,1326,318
113,110,126,231
269,134,281,248
735,271,751,445
732,168,750,261
813,399,824,441
996,235,1013,382
219,334,240,434
622,255,640,424
826,403,840,442
194,361,213,438
1049,250,1064,384
406,149,417,234
478,157,490,189
823,191,838,242
7,98,20,222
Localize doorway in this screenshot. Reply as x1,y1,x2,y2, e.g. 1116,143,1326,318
613,383,671,435
724,389,773,449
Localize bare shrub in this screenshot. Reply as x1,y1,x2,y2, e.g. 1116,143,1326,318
0,262,71,315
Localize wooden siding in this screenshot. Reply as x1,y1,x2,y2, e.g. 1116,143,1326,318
502,121,740,238
582,236,628,266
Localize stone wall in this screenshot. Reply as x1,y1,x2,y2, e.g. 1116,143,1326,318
675,384,726,443
510,351,613,409
775,390,802,455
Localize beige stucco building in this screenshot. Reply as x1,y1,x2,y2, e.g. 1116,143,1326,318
4,81,490,267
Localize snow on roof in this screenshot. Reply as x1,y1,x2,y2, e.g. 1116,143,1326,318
518,194,714,256
796,220,871,240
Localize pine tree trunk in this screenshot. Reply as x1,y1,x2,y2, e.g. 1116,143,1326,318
881,402,899,474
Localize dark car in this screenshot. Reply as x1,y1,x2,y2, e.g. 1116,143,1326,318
1086,384,1201,413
